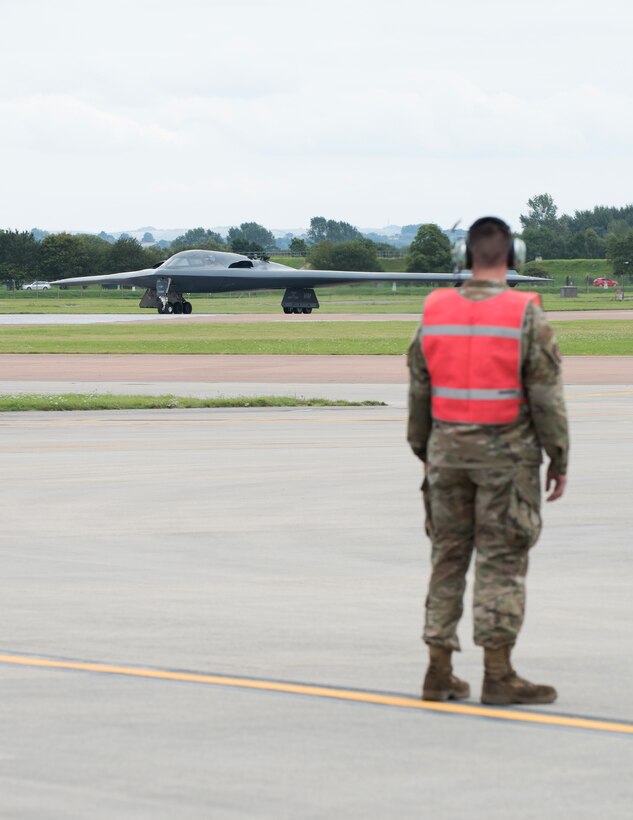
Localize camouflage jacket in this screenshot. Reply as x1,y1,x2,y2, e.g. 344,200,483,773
407,280,569,474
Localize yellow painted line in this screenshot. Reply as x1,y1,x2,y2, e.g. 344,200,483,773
0,653,631,736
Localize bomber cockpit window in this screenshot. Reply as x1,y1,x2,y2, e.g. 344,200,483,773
164,255,189,267
164,251,216,268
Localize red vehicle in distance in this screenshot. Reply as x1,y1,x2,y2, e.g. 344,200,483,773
593,277,618,288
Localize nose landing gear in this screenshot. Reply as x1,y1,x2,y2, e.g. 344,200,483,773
140,287,193,315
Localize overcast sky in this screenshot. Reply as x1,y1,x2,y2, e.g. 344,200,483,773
2,0,632,234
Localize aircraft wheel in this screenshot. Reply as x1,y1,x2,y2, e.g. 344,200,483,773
172,302,183,314
283,307,292,314
293,308,301,314
183,301,193,314
302,308,311,314
165,303,174,314
157,306,165,315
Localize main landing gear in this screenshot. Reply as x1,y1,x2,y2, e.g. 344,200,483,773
139,278,193,315
157,300,192,315
281,287,319,315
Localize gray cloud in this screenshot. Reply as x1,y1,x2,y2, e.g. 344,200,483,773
1,0,632,230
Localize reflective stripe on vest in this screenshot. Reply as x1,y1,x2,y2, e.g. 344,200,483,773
431,387,524,400
421,288,540,424
422,325,523,339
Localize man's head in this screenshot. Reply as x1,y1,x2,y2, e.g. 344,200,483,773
466,216,513,270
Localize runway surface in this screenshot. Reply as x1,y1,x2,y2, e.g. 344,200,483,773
1,353,632,387
1,388,632,817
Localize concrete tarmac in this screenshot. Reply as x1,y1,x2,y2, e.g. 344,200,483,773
1,387,632,818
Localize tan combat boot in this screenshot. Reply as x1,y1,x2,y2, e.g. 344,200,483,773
422,645,471,701
481,646,557,705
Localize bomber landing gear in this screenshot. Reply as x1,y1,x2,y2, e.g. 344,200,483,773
156,299,192,315
281,288,319,315
142,287,193,315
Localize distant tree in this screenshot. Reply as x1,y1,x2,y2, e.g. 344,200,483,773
227,222,276,251
289,237,308,255
74,234,112,274
607,219,629,237
372,241,397,254
520,193,559,230
307,239,382,271
39,233,93,279
229,239,264,254
306,217,328,244
520,261,550,278
521,226,568,260
108,237,147,273
31,228,49,242
0,230,40,285
143,245,168,268
607,230,633,278
406,224,452,272
568,228,606,259
171,227,225,251
518,193,568,259
306,217,362,244
141,232,155,244
97,231,116,244
571,204,633,236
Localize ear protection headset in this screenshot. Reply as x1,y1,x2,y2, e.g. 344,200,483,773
453,217,526,270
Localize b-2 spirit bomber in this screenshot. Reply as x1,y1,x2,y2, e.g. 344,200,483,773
53,249,548,315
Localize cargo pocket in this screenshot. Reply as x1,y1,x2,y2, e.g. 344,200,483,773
421,475,433,538
506,467,542,550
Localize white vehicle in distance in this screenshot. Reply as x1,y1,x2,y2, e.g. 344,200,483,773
21,281,51,290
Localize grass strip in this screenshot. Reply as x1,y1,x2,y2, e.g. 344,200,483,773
0,393,386,412
0,321,413,354
1,319,632,355
2,286,630,314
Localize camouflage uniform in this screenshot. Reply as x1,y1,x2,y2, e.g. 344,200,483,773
407,280,569,650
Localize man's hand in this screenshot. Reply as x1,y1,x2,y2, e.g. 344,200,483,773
546,467,567,502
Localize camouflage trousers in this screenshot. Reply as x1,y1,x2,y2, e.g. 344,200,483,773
422,464,542,651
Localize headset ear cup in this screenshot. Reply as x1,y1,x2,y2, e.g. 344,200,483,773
452,238,469,270
512,238,526,268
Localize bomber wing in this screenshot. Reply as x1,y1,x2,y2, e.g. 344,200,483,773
52,249,550,314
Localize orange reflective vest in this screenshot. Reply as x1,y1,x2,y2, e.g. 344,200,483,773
421,288,541,424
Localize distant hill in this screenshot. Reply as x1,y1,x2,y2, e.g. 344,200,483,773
25,223,465,250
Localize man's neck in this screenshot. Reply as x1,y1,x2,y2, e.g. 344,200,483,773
471,264,507,283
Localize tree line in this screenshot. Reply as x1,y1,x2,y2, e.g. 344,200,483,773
3,196,633,283
520,192,633,274
0,217,396,284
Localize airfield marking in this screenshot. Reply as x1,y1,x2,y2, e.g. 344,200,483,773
569,389,633,398
3,406,632,433
0,653,631,736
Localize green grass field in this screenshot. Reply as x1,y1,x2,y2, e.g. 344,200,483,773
0,319,630,355
0,394,385,412
1,284,630,314
0,289,430,314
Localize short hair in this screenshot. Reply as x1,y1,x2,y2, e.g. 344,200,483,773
467,217,511,268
